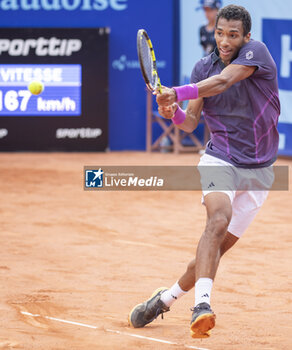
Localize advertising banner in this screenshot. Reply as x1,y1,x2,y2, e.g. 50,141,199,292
0,28,109,151
0,0,177,151
263,18,292,156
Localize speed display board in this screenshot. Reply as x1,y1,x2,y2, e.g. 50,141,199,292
0,28,108,151
0,64,81,116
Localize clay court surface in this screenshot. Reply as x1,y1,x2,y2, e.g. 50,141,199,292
0,151,291,350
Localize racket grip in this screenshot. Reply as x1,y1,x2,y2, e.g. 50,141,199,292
172,104,186,125
173,83,198,102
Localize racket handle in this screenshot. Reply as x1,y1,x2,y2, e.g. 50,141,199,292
157,77,162,94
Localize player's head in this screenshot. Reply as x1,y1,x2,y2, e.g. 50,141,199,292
216,4,251,36
215,5,251,65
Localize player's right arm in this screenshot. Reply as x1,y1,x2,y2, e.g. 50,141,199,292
158,97,204,133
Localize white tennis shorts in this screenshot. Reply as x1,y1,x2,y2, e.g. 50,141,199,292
198,153,274,238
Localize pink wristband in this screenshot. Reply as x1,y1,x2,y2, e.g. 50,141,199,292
173,83,199,102
171,104,186,125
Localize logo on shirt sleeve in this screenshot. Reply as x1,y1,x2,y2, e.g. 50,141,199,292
246,51,254,60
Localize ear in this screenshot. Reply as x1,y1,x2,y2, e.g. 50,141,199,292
244,32,251,43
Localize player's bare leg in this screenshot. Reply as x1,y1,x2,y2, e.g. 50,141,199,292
196,193,232,278
188,192,232,337
178,230,238,291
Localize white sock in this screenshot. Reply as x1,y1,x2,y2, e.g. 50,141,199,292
195,278,213,307
160,282,188,307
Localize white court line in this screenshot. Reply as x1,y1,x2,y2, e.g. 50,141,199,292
21,311,210,350
21,311,97,329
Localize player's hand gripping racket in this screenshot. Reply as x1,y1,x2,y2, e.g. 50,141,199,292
137,29,162,93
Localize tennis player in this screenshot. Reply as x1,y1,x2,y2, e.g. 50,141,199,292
129,5,280,338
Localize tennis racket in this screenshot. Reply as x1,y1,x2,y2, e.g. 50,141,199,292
137,29,162,93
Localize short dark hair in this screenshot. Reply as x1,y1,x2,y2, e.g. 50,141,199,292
215,5,252,36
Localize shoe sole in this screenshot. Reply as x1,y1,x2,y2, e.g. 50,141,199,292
190,313,215,338
128,287,168,328
190,330,211,339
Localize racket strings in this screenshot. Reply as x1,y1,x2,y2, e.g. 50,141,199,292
139,35,157,89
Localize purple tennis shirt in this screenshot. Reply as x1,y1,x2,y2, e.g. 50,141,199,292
191,39,280,168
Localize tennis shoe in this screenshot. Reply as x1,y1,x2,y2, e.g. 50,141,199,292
128,287,170,328
190,302,216,338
